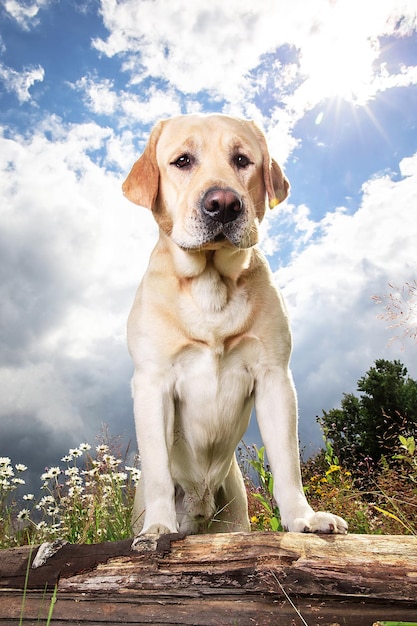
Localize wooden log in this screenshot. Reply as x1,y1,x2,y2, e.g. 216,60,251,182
1,532,416,625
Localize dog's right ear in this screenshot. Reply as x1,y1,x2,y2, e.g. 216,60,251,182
122,122,164,209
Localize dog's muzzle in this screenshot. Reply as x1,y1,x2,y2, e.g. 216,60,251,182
178,186,252,249
202,187,243,224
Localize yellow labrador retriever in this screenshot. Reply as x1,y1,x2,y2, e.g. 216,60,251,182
123,114,348,536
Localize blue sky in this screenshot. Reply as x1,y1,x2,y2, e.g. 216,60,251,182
1,0,417,487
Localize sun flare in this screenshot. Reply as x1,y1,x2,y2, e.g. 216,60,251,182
299,5,381,105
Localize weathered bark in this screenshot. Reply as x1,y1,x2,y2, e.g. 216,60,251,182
1,532,416,625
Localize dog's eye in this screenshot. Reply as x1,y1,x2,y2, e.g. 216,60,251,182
233,154,252,169
171,154,193,169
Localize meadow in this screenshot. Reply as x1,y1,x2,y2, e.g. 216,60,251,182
1,431,416,549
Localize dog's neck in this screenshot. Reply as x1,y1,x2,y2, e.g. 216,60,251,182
159,231,254,282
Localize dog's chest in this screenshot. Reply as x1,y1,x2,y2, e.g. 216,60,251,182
179,266,252,346
171,268,257,453
172,342,255,475
170,268,257,447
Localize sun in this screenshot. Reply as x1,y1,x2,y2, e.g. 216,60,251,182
298,8,380,105
302,37,378,105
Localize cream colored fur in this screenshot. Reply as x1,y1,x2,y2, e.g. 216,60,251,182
123,114,348,536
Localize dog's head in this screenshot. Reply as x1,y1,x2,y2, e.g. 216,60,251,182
123,114,289,250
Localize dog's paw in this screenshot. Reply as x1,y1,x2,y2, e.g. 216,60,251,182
131,523,176,551
292,511,348,534
131,533,159,552
131,530,185,553
131,524,173,551
142,522,175,535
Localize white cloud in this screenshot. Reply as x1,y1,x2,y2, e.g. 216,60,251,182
88,0,417,168
269,152,417,434
119,84,183,125
93,1,417,104
0,117,156,353
93,0,272,97
3,0,52,30
259,202,319,260
400,153,417,176
370,63,417,97
73,76,118,115
0,63,44,102
0,117,158,443
278,153,417,320
72,75,183,127
0,363,83,433
288,0,416,106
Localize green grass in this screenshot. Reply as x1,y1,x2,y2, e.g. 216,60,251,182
1,432,417,548
241,435,417,535
0,441,140,548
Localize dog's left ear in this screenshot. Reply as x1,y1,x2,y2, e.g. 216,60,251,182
122,121,164,209
267,158,290,208
249,121,290,209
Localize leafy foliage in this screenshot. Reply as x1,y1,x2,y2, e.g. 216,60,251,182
318,359,417,474
239,444,282,532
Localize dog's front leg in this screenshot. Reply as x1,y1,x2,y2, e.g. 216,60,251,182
132,371,178,535
255,368,348,534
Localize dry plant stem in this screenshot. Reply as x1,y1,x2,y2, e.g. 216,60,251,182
269,570,310,626
372,280,417,345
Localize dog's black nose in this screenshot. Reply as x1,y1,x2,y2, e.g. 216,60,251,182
202,188,243,223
